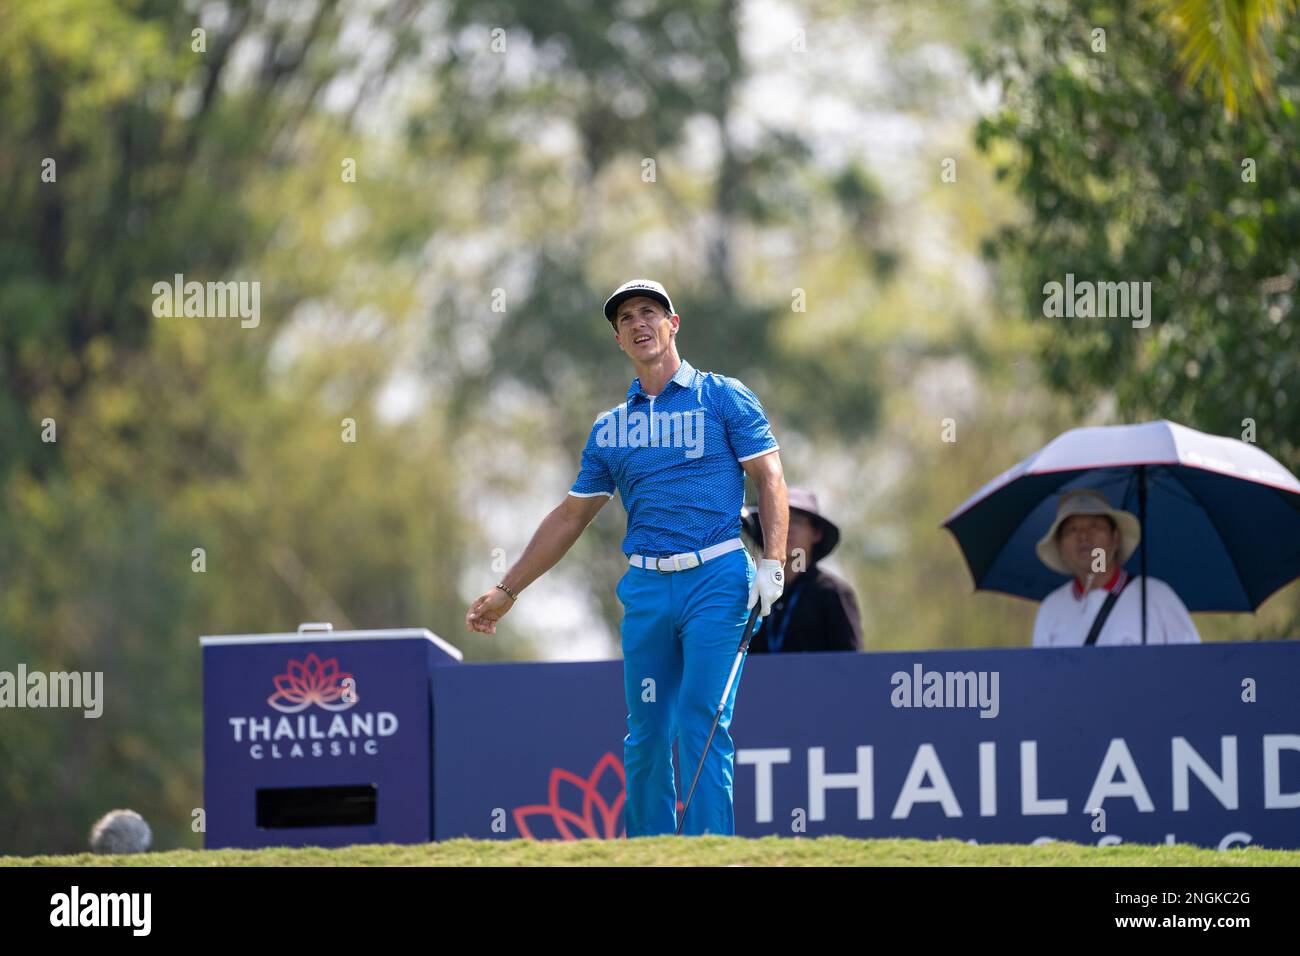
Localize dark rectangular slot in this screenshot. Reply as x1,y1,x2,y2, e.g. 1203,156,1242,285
256,784,377,829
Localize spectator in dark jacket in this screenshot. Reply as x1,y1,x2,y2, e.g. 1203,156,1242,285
741,487,863,653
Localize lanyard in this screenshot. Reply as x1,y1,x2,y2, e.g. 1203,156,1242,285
765,577,808,653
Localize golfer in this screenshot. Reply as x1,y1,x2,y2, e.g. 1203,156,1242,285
466,279,789,836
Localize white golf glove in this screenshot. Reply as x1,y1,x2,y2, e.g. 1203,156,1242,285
749,558,785,618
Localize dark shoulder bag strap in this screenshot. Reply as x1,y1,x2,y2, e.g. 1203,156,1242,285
1084,575,1132,646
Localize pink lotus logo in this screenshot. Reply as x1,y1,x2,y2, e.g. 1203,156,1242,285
267,653,358,713
513,752,627,840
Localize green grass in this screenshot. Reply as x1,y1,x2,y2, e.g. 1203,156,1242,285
3,836,1298,866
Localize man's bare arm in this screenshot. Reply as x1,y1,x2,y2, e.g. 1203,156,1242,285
466,493,609,634
742,450,788,565
501,493,609,595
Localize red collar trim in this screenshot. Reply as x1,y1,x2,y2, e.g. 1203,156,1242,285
1072,567,1127,600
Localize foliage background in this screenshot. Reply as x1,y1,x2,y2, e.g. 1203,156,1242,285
1,0,1296,853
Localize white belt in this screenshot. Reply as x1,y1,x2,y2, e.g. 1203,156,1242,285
628,537,744,572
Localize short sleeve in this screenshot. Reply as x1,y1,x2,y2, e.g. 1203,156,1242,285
1153,579,1200,644
1031,601,1051,647
718,378,779,462
569,414,615,498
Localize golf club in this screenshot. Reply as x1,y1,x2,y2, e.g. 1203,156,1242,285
676,601,764,836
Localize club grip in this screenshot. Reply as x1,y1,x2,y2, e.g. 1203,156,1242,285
737,601,763,654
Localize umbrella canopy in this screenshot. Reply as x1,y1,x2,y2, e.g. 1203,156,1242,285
942,420,1300,612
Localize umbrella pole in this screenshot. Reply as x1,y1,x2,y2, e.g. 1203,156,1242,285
1139,465,1148,645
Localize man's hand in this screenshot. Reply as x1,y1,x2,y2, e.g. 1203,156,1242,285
748,558,785,618
466,587,515,635
464,493,608,636
740,450,788,618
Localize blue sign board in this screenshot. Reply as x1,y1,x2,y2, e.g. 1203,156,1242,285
202,628,460,849
431,643,1300,849
202,629,1300,850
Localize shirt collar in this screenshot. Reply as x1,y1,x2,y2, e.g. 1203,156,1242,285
1071,566,1128,600
627,359,697,400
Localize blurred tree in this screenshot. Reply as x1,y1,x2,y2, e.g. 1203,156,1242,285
0,0,483,855
1151,0,1298,117
0,0,899,855
10,0,1281,859
971,0,1300,470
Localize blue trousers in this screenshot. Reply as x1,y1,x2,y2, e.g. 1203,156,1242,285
617,546,755,837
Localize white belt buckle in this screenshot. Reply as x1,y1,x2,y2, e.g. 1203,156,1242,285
649,551,702,572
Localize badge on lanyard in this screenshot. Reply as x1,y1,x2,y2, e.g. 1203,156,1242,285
766,580,807,653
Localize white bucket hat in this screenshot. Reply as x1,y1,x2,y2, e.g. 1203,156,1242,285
1036,489,1141,576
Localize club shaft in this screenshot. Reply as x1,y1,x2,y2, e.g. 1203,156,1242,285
676,603,763,835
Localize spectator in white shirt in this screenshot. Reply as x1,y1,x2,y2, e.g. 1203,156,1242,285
1031,489,1200,647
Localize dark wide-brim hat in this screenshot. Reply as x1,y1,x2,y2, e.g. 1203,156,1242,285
740,486,841,563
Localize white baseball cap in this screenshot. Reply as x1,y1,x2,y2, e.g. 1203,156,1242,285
603,279,675,324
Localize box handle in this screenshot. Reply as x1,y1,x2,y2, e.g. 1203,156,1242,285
296,622,334,635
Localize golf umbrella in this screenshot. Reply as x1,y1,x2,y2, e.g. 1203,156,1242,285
942,420,1300,639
